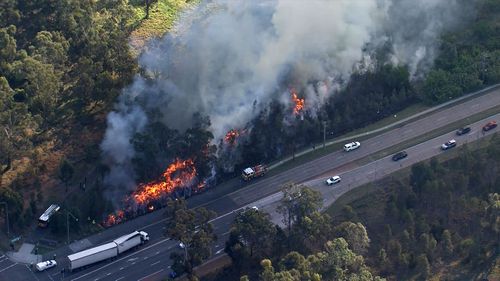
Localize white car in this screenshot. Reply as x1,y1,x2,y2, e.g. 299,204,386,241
344,141,361,152
179,242,186,249
326,175,341,185
35,260,57,272
441,139,457,150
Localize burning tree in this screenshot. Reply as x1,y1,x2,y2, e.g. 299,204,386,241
224,129,241,145
104,158,205,227
290,88,305,115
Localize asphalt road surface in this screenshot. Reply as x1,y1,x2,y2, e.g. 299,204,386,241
2,87,500,281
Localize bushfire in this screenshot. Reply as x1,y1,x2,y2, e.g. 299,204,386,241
132,158,197,205
104,158,201,227
290,88,305,115
224,129,240,145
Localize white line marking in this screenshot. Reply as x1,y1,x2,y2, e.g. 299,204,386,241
0,263,17,273
46,271,55,281
70,238,170,281
155,251,160,255
26,265,40,281
115,277,125,281
106,273,111,276
138,269,164,281
119,267,124,271
150,261,161,266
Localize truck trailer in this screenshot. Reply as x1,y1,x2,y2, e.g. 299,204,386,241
67,231,149,271
241,164,267,181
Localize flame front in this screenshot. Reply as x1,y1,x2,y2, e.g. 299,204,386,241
290,88,305,115
224,129,240,145
132,158,197,205
104,158,201,227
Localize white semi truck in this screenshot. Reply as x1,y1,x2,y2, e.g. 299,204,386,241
67,231,149,271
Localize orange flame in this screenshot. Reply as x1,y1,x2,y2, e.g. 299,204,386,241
132,158,197,205
103,158,204,227
224,129,240,145
290,88,305,115
104,210,125,227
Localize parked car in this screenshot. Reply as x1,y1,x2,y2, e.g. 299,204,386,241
483,121,497,132
326,175,341,185
456,127,471,136
343,141,361,152
441,139,457,150
392,151,408,161
35,260,57,272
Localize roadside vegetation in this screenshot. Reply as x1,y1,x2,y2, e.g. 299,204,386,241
201,136,500,281
328,135,500,280
0,0,499,251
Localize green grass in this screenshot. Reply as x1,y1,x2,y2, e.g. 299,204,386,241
325,131,498,218
267,104,429,175
357,104,500,166
128,0,196,54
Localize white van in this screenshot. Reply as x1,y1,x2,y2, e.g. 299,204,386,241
343,141,361,152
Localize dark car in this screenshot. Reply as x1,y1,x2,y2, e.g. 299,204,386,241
456,127,471,136
392,151,408,161
483,121,497,132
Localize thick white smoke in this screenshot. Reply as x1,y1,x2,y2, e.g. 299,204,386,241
101,0,475,190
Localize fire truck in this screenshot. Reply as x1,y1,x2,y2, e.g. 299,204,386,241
241,165,267,181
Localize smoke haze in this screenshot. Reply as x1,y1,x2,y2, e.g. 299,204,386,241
101,0,476,191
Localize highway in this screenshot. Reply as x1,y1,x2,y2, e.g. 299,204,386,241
1,86,499,281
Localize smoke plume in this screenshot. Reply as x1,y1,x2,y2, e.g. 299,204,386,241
101,0,476,191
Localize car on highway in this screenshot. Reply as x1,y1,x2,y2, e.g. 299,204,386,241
343,141,361,152
483,121,497,131
392,151,408,161
326,175,341,185
35,260,57,272
441,139,457,150
456,126,471,136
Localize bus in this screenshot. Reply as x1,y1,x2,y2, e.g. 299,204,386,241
38,204,60,228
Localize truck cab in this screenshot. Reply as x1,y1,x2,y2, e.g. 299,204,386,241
139,231,150,242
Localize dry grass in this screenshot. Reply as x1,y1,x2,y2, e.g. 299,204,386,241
128,0,195,54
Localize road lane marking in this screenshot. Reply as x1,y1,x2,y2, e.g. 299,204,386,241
119,267,124,270
25,265,41,281
115,277,125,281
70,238,170,281
0,263,17,273
150,261,161,266
155,251,160,255
138,269,164,281
107,273,111,276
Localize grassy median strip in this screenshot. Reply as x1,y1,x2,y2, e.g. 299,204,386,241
356,104,500,166
325,127,498,217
